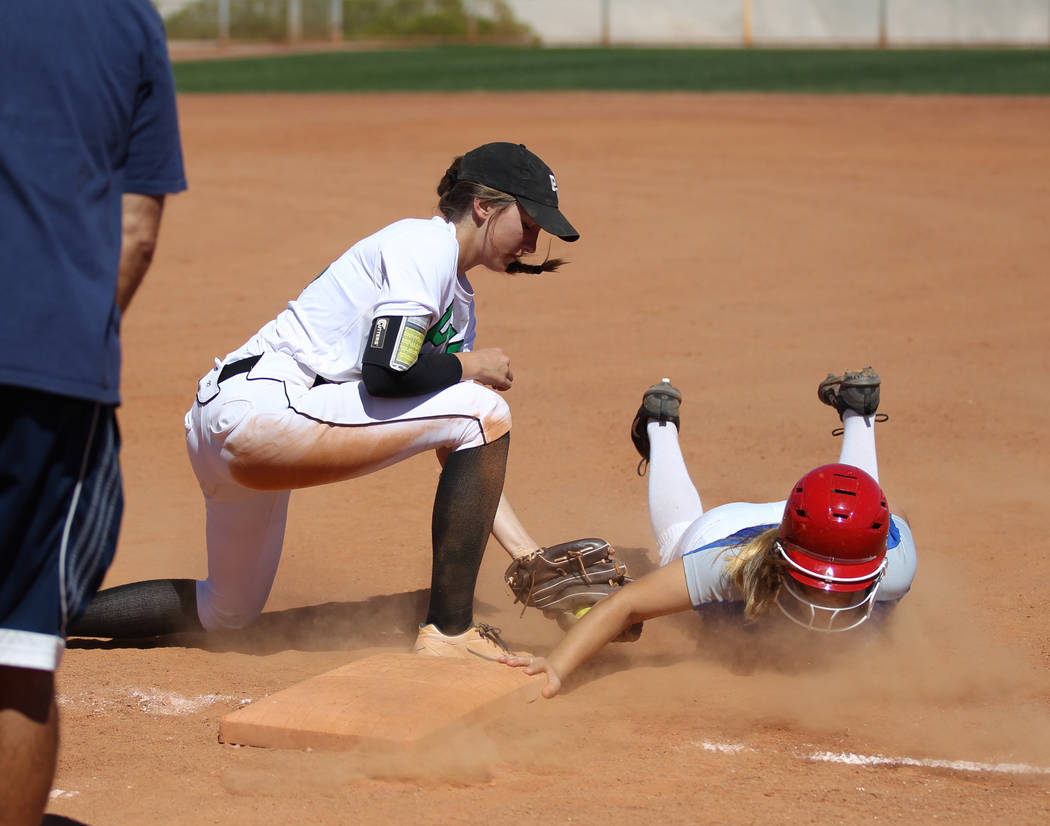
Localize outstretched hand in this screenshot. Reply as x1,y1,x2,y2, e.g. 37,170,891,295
499,654,562,698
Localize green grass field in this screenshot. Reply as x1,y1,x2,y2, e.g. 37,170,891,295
172,45,1050,94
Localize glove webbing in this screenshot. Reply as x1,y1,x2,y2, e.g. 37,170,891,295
514,548,603,616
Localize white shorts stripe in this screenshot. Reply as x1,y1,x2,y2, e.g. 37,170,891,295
58,405,100,629
0,628,64,671
69,425,119,591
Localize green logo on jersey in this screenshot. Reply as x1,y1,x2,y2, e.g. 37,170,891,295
426,305,463,353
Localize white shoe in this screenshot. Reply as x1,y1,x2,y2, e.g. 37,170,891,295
413,622,518,661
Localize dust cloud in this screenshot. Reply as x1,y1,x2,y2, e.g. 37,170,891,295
596,558,1050,767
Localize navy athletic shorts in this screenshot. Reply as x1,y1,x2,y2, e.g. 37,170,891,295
0,385,123,671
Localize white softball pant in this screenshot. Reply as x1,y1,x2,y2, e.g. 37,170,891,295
184,351,511,631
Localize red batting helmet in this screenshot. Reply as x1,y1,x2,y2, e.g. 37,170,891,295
774,464,890,632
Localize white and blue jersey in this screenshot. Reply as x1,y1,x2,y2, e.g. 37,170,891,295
676,501,917,616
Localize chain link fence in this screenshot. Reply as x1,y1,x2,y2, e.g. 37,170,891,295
155,1,1050,47
156,1,536,45
514,1,1050,47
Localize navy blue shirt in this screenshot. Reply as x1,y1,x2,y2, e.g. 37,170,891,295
0,0,187,404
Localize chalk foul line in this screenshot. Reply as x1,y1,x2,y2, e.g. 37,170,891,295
696,741,1050,776
807,750,1050,776
58,687,251,716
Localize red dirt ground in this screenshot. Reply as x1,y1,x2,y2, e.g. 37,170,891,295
45,92,1050,824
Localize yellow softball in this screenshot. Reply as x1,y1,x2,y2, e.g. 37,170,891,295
574,605,592,620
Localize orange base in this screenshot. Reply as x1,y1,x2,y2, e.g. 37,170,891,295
219,652,542,750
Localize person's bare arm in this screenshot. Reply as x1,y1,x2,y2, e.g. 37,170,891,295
455,348,513,390
501,558,694,697
115,193,165,313
491,493,541,558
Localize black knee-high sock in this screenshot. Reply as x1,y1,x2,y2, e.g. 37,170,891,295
67,578,204,638
425,433,509,635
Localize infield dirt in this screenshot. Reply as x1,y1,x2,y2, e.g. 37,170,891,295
49,92,1050,825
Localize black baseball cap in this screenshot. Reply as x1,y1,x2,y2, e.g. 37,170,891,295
458,142,579,242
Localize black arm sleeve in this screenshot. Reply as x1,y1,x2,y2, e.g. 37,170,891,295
362,352,463,398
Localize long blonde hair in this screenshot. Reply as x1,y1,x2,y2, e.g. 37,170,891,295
720,527,785,621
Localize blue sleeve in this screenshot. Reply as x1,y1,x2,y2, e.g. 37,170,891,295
878,514,918,601
123,5,186,195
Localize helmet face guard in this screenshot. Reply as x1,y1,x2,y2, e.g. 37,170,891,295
775,540,888,632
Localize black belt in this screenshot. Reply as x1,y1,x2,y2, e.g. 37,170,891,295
217,355,261,384
216,354,331,388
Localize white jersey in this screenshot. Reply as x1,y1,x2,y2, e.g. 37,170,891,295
228,216,476,381
184,215,511,632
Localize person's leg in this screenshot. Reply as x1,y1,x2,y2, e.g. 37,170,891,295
68,578,202,637
71,386,294,638
818,366,882,482
270,377,518,646
837,409,879,483
195,489,291,630
0,667,57,826
425,433,510,634
72,485,292,638
0,390,122,824
630,380,703,564
227,375,512,489
646,420,704,563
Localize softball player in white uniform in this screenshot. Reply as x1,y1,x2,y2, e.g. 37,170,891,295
72,142,580,659
503,368,919,697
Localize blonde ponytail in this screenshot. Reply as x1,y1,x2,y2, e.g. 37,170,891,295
720,527,784,621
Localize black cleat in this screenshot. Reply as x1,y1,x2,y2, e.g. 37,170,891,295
818,366,881,419
630,378,682,474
